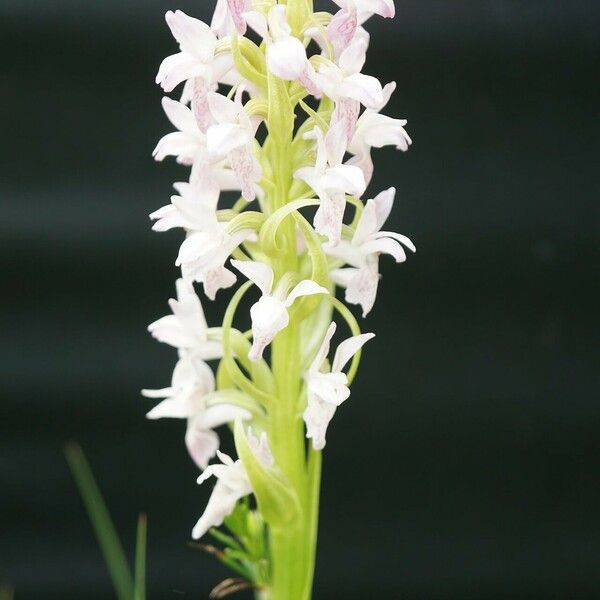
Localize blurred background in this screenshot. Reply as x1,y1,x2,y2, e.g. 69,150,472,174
1,0,598,598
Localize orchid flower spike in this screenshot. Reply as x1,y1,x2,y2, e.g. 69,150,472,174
148,0,415,586
147,279,223,358
192,429,273,539
231,260,329,361
206,89,262,201
304,322,374,450
295,124,366,246
328,187,416,316
348,81,412,185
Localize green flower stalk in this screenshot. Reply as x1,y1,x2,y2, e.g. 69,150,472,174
146,1,414,597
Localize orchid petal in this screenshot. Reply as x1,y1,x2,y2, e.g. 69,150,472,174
206,123,249,155
230,146,262,201
267,37,308,81
346,149,374,186
375,230,416,252
185,427,220,470
372,187,396,230
248,295,290,361
314,193,346,246
330,266,359,288
362,236,407,262
207,92,240,124
327,8,358,56
303,397,337,450
285,280,329,307
226,0,250,34
202,265,238,300
231,259,274,295
244,11,269,39
165,10,216,59
339,38,368,74
322,164,366,196
310,322,337,373
344,261,380,316
156,53,206,93
339,73,384,108
152,132,199,162
161,97,199,135
332,332,375,373
352,198,379,245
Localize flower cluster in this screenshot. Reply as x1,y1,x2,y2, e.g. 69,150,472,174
146,1,414,595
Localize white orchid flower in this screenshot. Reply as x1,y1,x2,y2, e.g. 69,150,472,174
324,6,358,58
142,353,215,420
312,36,384,143
304,322,374,450
185,404,251,470
211,0,252,37
332,0,395,23
206,90,262,201
306,4,370,59
347,81,412,185
210,0,237,38
295,124,366,246
156,10,233,131
192,429,273,539
147,279,223,358
149,181,219,233
176,212,253,301
328,187,416,316
244,6,320,95
143,352,249,469
314,36,384,107
153,97,209,167
231,260,329,361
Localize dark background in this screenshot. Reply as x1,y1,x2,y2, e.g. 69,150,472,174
1,1,598,598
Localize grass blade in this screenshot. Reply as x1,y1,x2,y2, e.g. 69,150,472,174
65,443,133,600
134,514,147,600
0,585,14,600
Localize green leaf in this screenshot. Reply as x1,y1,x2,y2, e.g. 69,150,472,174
233,422,301,530
64,443,134,600
134,514,147,600
209,527,245,553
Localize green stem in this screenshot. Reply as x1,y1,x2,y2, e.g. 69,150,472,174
303,448,322,599
264,71,319,599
